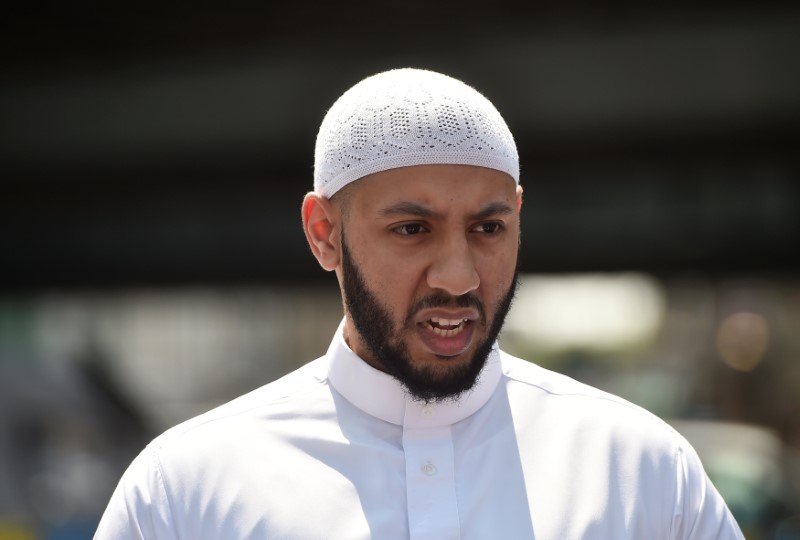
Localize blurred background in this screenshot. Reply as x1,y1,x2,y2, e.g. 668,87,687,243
1,2,799,539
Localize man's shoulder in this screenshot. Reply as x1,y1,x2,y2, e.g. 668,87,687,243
498,350,680,440
150,356,330,450
499,350,615,398
499,351,617,398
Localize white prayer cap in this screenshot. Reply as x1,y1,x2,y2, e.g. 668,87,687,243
313,68,519,198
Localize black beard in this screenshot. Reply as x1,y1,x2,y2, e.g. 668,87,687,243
340,231,518,403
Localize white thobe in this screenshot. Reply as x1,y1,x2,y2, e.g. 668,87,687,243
95,323,744,539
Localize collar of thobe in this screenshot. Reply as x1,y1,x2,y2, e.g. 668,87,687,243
326,318,502,428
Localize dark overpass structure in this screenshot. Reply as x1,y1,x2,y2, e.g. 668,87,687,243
3,2,798,289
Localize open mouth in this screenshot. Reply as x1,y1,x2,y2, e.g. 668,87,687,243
423,317,469,338
416,315,476,357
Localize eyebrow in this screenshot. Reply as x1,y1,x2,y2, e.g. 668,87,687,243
379,202,441,219
378,200,514,220
468,201,514,221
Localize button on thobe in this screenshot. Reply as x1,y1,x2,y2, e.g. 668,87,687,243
404,415,458,538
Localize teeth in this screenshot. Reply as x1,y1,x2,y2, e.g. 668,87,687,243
431,317,468,327
426,318,469,337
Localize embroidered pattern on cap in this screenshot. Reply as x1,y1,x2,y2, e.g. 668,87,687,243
314,68,519,197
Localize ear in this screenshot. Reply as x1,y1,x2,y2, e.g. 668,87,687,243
516,185,523,211
302,192,340,271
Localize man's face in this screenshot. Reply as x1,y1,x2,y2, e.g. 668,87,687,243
335,164,522,402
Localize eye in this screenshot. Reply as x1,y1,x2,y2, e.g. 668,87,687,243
392,223,428,235
472,222,504,234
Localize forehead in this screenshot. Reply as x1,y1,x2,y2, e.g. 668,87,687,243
345,165,517,214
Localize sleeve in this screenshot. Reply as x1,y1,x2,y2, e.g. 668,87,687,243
94,445,179,540
671,435,745,540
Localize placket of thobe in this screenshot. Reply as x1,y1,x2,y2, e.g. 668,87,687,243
403,404,460,540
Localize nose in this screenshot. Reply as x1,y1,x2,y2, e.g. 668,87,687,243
426,235,480,296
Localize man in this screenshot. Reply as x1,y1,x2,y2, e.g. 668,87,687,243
95,68,744,539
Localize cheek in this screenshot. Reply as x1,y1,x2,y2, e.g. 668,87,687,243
354,234,426,288
360,256,420,307
475,246,518,294
374,263,420,297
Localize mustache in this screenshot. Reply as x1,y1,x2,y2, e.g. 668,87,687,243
405,293,487,326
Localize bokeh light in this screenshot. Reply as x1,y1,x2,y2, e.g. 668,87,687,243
716,311,770,372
